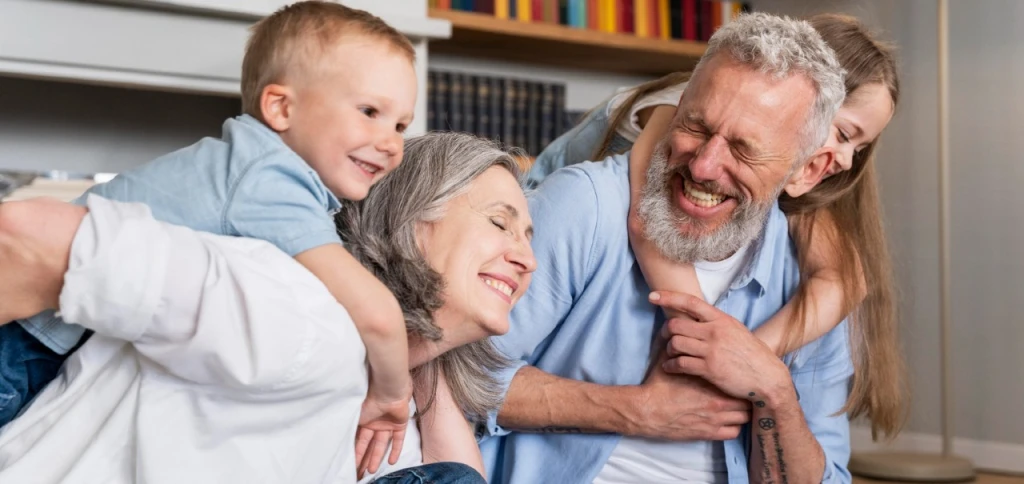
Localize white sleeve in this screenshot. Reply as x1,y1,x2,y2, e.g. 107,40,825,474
58,195,366,393
608,82,688,141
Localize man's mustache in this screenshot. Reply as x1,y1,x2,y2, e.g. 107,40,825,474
669,163,745,203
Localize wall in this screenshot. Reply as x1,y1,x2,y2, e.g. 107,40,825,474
0,76,238,174
752,0,1024,470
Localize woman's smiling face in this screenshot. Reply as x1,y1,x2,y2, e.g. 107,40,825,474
417,166,537,344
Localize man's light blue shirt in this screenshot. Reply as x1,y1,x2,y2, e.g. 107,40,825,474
21,114,343,354
480,154,854,483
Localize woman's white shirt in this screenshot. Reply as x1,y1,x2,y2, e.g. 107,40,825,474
0,196,369,484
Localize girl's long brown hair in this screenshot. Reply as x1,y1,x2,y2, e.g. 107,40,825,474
596,14,907,440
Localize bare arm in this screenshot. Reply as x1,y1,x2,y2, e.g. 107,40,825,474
418,372,485,477
627,105,704,319
497,363,749,440
749,385,825,484
754,210,867,356
654,291,831,484
294,245,411,403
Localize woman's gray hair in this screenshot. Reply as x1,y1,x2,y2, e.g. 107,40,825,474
335,131,523,421
694,12,846,162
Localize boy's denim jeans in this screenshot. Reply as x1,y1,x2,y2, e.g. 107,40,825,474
0,322,68,426
375,462,486,484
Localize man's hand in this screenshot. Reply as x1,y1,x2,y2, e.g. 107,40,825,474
634,346,751,441
0,198,86,323
650,291,794,402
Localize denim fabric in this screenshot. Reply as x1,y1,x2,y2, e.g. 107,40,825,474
0,323,65,427
526,102,633,189
374,462,486,484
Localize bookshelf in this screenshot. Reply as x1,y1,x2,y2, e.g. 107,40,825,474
428,8,707,76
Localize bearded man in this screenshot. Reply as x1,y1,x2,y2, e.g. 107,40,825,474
478,12,857,484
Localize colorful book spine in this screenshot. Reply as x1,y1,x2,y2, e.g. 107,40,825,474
568,0,586,28
658,0,670,39
682,0,696,40
476,0,495,14
669,0,682,39
496,0,510,18
516,0,531,21
619,0,634,34
587,0,599,30
634,0,648,37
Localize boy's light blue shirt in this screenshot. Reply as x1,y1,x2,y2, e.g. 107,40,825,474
21,114,342,354
480,154,854,484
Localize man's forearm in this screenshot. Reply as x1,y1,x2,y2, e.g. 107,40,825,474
496,366,642,435
748,385,825,484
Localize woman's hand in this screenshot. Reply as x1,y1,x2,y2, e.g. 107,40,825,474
0,198,85,322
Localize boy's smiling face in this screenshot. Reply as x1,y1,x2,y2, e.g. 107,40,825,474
268,35,417,201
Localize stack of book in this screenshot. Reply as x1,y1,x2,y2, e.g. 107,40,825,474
428,70,578,157
431,0,751,42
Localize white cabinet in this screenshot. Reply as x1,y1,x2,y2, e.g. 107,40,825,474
0,0,450,134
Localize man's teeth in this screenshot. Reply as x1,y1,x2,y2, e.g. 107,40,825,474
354,159,380,174
483,277,513,297
683,179,726,208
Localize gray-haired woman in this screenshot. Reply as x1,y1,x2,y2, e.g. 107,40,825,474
339,132,538,482
0,132,535,484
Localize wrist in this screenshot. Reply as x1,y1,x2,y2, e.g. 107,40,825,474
754,376,798,411
619,384,652,436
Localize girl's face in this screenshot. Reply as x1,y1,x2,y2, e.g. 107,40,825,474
822,82,896,178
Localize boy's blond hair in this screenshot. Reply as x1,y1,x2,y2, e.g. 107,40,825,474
241,1,416,121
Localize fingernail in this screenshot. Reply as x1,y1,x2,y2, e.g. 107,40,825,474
649,292,660,301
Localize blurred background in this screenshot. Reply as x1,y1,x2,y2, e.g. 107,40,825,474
0,0,1021,480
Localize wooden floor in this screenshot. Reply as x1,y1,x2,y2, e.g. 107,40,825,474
855,473,1024,484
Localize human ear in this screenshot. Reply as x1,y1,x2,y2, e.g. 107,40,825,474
784,147,835,198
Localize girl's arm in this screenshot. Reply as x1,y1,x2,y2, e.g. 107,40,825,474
627,105,706,319
754,210,867,356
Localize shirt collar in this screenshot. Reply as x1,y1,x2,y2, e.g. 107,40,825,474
235,115,344,212
729,201,787,297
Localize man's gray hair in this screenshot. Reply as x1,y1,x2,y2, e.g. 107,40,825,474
694,12,846,162
335,131,523,421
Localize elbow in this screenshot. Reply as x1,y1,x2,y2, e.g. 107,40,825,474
357,300,407,341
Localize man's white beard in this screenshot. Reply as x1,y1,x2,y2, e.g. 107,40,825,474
635,141,779,263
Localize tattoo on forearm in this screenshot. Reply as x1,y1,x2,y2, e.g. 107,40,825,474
537,426,582,434
758,418,776,430
756,434,774,484
772,431,789,484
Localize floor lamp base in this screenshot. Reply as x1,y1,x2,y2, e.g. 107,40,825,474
849,452,976,482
